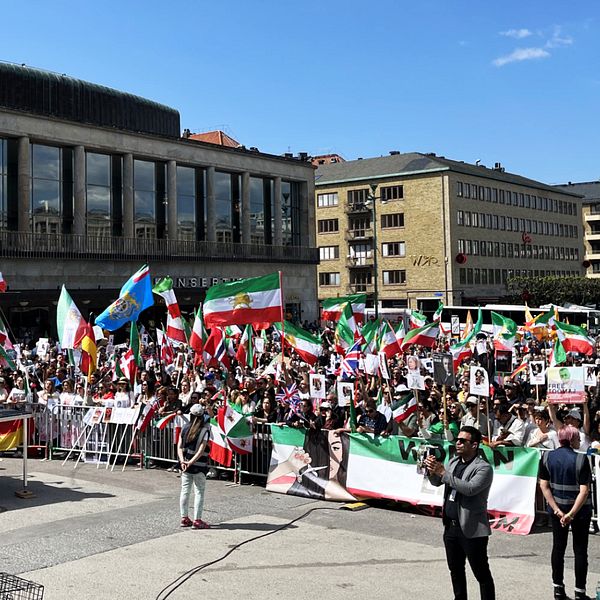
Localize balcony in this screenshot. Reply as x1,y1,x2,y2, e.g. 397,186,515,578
346,255,374,268
584,253,600,262
585,213,600,222
0,231,319,264
347,283,374,294
346,202,371,214
586,233,600,241
345,228,374,241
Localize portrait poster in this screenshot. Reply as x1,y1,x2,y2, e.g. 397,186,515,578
547,366,585,404
407,372,425,390
406,355,420,374
309,373,326,399
432,353,455,387
421,358,434,374
495,350,513,374
529,361,546,385
583,363,596,387
336,381,354,407
364,353,379,376
469,366,489,397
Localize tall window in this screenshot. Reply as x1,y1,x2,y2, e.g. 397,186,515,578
317,192,338,207
319,246,339,260
31,144,72,234
0,139,6,229
215,171,233,243
177,166,195,241
134,159,156,238
281,181,300,246
250,176,265,244
86,153,111,238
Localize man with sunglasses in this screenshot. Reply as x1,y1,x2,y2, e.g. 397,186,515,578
425,426,495,600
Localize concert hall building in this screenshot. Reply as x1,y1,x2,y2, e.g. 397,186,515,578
0,63,318,339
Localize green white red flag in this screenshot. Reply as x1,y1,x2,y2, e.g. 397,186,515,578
321,293,366,324
392,392,417,423
409,310,427,330
549,337,567,367
203,272,282,328
236,324,256,369
275,321,322,365
491,311,517,352
209,419,233,467
335,301,360,354
57,285,87,349
217,404,253,455
400,321,439,351
554,320,594,355
152,277,187,344
189,307,208,359
394,321,406,347
378,320,400,359
0,272,6,293
361,319,381,354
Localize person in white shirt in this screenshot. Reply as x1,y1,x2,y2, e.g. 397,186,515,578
114,377,133,408
489,403,526,447
526,408,558,449
460,396,490,433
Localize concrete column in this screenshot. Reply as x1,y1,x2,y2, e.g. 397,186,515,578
123,153,134,238
167,160,177,240
241,171,251,244
304,176,316,248
206,166,216,242
73,145,86,235
273,176,282,246
17,136,30,232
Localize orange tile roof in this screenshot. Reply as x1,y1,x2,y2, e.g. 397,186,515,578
188,130,240,147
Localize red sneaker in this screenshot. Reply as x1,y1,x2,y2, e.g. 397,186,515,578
180,517,193,528
192,519,210,529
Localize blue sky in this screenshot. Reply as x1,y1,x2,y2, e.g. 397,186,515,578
2,1,598,184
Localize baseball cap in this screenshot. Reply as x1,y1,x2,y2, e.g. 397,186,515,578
465,396,478,406
320,401,331,409
567,408,582,421
190,404,205,417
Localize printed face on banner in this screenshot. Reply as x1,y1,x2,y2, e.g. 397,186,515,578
529,361,546,385
309,374,326,399
406,355,420,374
547,366,585,404
421,358,434,374
407,372,425,390
583,364,597,387
103,407,113,423
336,382,353,407
432,353,455,387
469,367,489,397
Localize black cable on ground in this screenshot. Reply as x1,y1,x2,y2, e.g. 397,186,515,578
155,506,340,600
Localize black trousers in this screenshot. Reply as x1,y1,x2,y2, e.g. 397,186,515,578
443,524,495,600
550,508,592,591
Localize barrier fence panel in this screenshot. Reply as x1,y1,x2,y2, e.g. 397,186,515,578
7,404,599,530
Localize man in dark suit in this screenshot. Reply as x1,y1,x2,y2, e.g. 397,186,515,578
425,426,495,600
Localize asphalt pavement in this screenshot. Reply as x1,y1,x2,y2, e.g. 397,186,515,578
1,455,599,600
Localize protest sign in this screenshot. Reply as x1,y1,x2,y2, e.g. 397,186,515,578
529,361,545,385
309,374,326,399
546,366,585,404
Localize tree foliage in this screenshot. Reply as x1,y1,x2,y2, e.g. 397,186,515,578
504,276,600,308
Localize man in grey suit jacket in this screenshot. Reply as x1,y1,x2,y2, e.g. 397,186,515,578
425,425,495,600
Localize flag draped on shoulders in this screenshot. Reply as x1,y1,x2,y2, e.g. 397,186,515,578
321,293,366,324
152,276,187,344
275,321,322,365
203,273,282,327
96,265,154,331
57,286,87,349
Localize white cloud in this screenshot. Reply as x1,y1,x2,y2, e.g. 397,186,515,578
545,25,573,48
492,47,551,67
500,28,533,39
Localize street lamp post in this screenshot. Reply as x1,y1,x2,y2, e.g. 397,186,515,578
367,183,380,319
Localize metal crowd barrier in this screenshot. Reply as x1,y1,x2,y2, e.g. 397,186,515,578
4,404,598,529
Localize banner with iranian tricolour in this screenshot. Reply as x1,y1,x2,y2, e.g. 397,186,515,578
274,321,322,365
267,427,540,535
203,272,282,328
152,277,187,344
400,321,439,351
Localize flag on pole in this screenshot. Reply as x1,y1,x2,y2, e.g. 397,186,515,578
378,320,400,359
394,321,406,348
392,392,417,423
189,307,208,359
334,301,360,354
216,404,253,455
549,337,567,367
156,327,174,365
203,327,229,369
129,321,143,367
462,310,474,340
209,419,233,467
152,277,187,344
56,286,87,349
409,310,427,330
321,293,366,324
274,321,322,365
0,273,6,293
433,301,444,323
0,314,12,349
400,321,439,351
361,318,381,354
510,361,528,380
96,265,154,331
203,272,282,327
554,320,594,355
491,312,517,352
236,324,256,369
80,322,97,377
341,341,362,377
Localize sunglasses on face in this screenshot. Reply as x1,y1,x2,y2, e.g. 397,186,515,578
456,437,472,444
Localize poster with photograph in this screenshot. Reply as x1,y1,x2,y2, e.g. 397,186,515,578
495,350,513,374
406,355,421,374
469,366,489,397
407,372,425,390
547,366,585,404
432,353,455,386
583,364,597,387
421,358,434,374
529,361,545,385
336,381,354,407
309,373,326,399
364,353,380,375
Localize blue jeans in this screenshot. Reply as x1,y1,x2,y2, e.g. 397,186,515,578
180,471,207,520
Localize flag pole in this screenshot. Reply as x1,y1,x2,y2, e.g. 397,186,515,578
442,384,448,430
279,271,285,367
